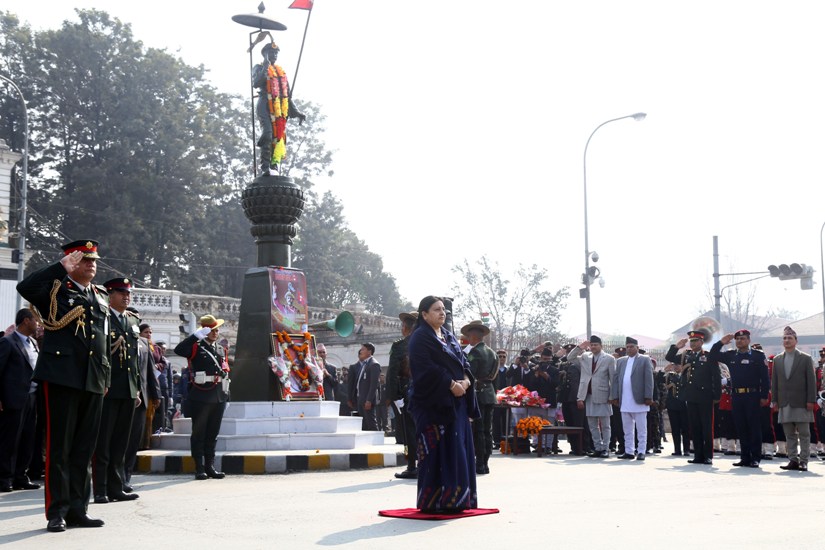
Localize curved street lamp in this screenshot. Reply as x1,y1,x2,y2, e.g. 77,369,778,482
0,74,28,312
583,112,646,338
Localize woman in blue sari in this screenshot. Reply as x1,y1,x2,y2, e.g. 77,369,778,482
408,296,480,513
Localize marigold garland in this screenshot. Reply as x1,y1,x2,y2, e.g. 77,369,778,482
275,331,314,391
515,416,552,438
266,64,290,167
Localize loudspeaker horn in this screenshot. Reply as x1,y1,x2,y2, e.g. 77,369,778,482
309,311,355,338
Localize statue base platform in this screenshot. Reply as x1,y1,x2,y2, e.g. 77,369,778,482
141,401,407,474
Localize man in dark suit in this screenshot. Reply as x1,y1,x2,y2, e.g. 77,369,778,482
92,278,140,503
666,330,721,465
0,308,41,492
17,240,111,532
348,342,380,431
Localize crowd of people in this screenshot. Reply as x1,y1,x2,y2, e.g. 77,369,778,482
0,239,231,533
4,239,824,526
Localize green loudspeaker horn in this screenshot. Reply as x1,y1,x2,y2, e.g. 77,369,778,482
309,311,355,338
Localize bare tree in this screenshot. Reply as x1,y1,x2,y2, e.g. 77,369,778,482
451,256,569,353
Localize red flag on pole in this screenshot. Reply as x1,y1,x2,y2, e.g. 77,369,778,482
289,0,313,9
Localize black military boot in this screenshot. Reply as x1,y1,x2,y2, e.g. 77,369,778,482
194,456,207,480
205,458,225,479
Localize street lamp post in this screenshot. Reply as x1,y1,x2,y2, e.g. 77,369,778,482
820,220,825,343
0,74,28,312
583,112,646,338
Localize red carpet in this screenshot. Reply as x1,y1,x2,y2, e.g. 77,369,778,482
378,508,499,520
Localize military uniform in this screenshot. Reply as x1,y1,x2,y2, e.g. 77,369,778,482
93,279,140,501
16,241,111,527
468,341,498,473
665,332,721,464
174,317,229,479
387,331,417,475
664,370,690,455
709,337,769,466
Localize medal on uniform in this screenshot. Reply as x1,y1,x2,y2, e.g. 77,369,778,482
68,298,75,306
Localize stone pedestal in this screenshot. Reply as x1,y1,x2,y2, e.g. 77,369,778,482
233,174,305,401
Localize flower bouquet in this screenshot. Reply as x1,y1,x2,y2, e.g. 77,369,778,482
515,416,552,438
495,384,549,408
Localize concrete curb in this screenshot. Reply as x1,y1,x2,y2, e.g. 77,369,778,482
136,450,408,475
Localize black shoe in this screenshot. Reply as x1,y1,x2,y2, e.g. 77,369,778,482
122,484,134,493
599,450,609,458
724,450,736,456
587,450,599,458
47,518,67,532
65,513,105,528
476,464,485,475
780,460,799,471
703,459,713,465
483,464,490,474
108,492,139,502
653,448,662,454
798,462,808,471
687,459,704,464
761,454,773,461
93,495,109,504
746,461,760,468
205,468,225,479
0,484,12,493
12,479,40,490
195,471,208,480
619,453,636,460
732,461,745,467
636,454,645,461
671,452,683,456
394,469,418,479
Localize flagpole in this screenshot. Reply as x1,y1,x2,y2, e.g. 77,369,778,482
290,6,313,98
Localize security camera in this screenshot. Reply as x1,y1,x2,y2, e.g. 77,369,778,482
590,251,599,263
598,277,606,289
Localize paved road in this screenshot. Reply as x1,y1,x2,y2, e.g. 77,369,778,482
2,441,823,549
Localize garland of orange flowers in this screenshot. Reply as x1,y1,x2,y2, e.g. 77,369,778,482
275,331,312,390
267,64,290,167
515,416,552,438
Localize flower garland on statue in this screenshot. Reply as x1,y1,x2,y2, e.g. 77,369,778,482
275,331,313,391
266,64,290,168
515,416,552,438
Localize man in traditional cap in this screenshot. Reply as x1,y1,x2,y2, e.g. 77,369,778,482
609,346,628,455
610,337,654,460
771,326,816,471
92,278,141,503
568,335,616,458
666,330,721,465
17,240,111,531
174,315,230,480
386,312,418,478
709,329,770,468
461,320,498,474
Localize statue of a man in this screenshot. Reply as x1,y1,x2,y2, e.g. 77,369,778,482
252,42,305,175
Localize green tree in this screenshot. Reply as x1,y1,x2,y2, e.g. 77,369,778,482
451,256,570,352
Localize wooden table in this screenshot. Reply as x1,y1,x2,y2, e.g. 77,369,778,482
536,426,584,457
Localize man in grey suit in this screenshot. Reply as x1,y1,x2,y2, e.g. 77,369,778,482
772,326,816,472
568,335,616,458
348,342,380,431
610,337,654,460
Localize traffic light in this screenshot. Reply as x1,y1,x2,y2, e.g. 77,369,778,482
11,249,21,263
767,263,814,289
179,312,196,335
480,312,490,325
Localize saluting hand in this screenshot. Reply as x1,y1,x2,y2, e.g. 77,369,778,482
60,250,83,273
720,334,734,345
675,338,688,349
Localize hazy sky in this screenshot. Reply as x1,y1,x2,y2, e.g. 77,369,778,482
4,1,825,340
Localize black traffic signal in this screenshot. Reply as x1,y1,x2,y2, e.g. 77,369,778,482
767,263,814,289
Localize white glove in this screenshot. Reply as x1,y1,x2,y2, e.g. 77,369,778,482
721,377,728,386
194,326,212,340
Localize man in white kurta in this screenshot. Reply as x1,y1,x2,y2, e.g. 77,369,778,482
610,338,654,461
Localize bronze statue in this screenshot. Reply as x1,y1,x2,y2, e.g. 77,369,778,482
253,42,305,175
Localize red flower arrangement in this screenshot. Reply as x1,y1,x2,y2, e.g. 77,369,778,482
495,384,549,408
